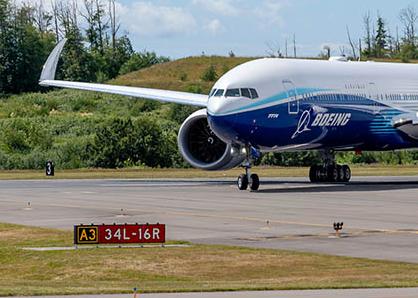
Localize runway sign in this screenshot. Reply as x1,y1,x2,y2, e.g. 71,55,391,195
74,224,166,245
75,226,98,244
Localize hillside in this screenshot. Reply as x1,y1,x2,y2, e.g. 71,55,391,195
112,56,418,94
0,56,256,170
112,56,255,94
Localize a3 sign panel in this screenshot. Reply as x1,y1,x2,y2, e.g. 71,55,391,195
74,224,166,245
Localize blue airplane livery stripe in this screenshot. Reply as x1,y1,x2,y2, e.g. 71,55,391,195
208,91,418,151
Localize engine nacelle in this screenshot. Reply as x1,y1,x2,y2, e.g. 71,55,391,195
178,109,245,170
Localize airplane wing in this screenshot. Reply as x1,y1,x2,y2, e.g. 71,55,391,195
393,112,418,140
39,39,208,107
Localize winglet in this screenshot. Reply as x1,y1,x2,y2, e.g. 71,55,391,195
39,38,67,84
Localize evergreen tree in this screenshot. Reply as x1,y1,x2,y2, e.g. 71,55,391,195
375,16,388,58
0,1,55,93
60,25,97,82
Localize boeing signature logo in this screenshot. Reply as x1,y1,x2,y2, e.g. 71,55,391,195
291,109,311,139
292,110,351,139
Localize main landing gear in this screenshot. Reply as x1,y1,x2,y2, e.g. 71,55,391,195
309,150,351,183
237,146,260,191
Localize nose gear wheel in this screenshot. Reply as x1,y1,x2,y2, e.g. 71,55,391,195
236,146,260,191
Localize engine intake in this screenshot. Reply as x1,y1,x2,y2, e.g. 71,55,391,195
178,109,245,170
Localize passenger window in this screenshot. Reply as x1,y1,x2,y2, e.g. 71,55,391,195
214,89,224,97
249,88,259,99
225,89,240,97
241,88,251,99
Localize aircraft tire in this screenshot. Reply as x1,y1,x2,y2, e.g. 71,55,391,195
342,165,351,182
328,166,339,182
337,165,344,182
318,166,327,182
249,174,260,191
309,165,318,182
237,174,249,190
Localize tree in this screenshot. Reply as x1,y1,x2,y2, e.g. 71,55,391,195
201,65,218,82
322,45,331,59
400,5,417,47
82,0,108,54
375,16,388,58
32,0,52,35
102,35,134,79
363,11,373,56
108,0,120,50
346,26,358,60
0,1,55,93
59,13,97,82
119,49,169,76
0,0,167,93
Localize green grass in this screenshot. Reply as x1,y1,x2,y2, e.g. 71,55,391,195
1,223,418,295
0,165,417,180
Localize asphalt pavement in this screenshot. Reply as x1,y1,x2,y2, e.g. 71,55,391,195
0,176,417,262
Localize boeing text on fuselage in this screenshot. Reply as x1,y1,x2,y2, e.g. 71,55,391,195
292,111,351,139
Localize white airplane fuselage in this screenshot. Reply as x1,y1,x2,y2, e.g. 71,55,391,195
207,58,418,152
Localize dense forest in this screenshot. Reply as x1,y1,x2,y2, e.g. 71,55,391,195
0,0,169,94
0,0,418,170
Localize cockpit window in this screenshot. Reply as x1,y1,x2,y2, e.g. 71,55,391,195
214,89,224,97
241,88,251,99
209,89,217,97
249,88,259,99
225,89,240,97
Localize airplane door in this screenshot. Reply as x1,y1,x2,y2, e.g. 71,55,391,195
283,80,299,114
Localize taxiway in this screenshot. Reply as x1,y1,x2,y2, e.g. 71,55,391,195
0,176,417,262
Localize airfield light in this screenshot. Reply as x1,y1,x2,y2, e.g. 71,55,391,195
333,222,344,237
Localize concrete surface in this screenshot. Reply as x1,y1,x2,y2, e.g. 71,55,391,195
4,288,418,298
0,176,418,262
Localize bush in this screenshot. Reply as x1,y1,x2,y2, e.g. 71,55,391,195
186,84,203,94
179,72,188,81
201,65,218,82
260,152,322,167
169,104,199,124
119,52,170,75
89,117,179,168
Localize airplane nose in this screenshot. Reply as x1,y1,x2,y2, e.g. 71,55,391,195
207,99,238,143
207,96,224,115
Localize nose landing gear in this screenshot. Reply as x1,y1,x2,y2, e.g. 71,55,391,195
237,146,260,191
309,150,351,183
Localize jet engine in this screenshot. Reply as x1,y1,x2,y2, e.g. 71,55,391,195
178,109,245,170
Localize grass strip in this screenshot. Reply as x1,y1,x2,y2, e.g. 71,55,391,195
0,165,418,180
1,223,418,295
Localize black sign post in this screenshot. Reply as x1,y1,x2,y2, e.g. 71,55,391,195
46,160,54,176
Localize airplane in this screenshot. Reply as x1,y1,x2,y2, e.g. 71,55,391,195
40,39,418,191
